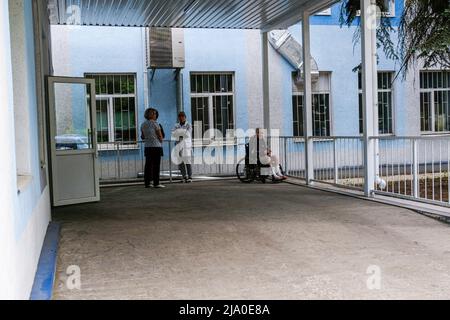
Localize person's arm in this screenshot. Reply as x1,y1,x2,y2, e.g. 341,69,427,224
159,124,166,140
186,123,193,138
155,126,163,143
140,124,145,141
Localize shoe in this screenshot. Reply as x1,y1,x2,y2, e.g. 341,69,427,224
154,184,166,189
186,178,193,183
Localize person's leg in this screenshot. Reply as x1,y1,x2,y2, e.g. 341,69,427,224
144,148,152,187
187,164,193,180
152,148,162,186
271,165,282,180
179,162,187,180
184,152,193,180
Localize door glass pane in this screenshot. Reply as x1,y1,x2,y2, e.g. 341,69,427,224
54,82,93,150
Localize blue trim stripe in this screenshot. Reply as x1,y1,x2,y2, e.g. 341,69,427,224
30,222,61,300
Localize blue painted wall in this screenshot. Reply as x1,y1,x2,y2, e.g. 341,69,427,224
52,0,413,144
182,28,249,133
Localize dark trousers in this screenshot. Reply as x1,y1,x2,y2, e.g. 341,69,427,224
179,163,193,179
145,147,162,186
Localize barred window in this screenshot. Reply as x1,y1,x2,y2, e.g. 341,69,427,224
292,72,331,137
190,73,235,139
359,72,394,135
85,74,137,144
420,71,450,133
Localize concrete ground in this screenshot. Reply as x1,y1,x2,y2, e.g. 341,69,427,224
52,180,450,300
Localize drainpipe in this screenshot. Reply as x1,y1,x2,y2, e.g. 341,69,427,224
142,27,149,108
176,69,184,113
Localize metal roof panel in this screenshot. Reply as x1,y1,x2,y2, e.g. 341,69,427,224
48,0,338,30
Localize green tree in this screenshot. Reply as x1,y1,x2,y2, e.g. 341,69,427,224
340,0,450,77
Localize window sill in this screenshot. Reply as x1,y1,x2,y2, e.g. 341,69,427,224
17,175,33,195
420,132,450,136
292,137,306,143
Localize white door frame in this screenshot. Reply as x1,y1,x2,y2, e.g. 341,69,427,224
48,76,100,206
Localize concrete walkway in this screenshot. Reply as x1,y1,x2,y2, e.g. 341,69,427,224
52,180,450,300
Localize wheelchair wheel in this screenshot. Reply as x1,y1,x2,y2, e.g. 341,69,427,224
236,158,255,183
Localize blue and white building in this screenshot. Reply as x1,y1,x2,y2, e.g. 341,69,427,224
0,0,449,299
51,0,449,143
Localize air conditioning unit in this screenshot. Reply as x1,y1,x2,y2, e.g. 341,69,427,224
147,28,185,69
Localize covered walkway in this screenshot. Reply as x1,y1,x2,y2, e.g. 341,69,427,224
53,180,450,300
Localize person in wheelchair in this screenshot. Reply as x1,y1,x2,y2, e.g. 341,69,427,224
267,148,287,181
249,129,287,181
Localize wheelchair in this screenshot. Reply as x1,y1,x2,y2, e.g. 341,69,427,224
236,143,283,184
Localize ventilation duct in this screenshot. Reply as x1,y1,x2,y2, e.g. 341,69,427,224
148,28,185,69
268,30,319,83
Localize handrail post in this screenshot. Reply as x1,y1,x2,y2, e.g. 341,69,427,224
333,138,338,184
283,137,288,174
413,138,419,198
116,142,121,181
168,140,173,183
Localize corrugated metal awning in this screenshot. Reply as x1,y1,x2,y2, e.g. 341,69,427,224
47,0,338,30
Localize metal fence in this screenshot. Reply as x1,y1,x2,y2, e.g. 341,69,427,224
98,140,245,183
99,135,450,207
373,136,449,206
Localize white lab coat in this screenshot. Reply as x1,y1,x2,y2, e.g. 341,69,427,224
172,121,193,158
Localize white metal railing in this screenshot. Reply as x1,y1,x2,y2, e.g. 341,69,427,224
372,135,450,207
98,140,244,183
310,136,365,189
98,135,450,207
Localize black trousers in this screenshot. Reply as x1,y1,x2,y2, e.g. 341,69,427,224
144,147,162,186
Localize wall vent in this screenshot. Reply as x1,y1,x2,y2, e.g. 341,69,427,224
148,28,185,69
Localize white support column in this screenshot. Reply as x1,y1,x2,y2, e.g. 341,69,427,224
261,31,270,132
302,11,314,184
361,0,378,196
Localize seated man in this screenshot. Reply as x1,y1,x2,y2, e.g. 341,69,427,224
249,128,287,181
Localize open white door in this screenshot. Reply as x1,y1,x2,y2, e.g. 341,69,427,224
48,77,100,206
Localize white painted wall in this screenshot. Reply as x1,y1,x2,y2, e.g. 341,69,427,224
0,0,51,300
0,0,19,300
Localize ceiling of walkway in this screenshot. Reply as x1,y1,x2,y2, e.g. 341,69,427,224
48,0,338,30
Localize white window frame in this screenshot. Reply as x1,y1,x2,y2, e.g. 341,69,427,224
292,72,333,139
190,72,236,145
293,91,333,138
358,71,395,136
420,70,450,135
86,73,139,150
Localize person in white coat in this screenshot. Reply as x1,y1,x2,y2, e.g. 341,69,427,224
172,112,193,183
